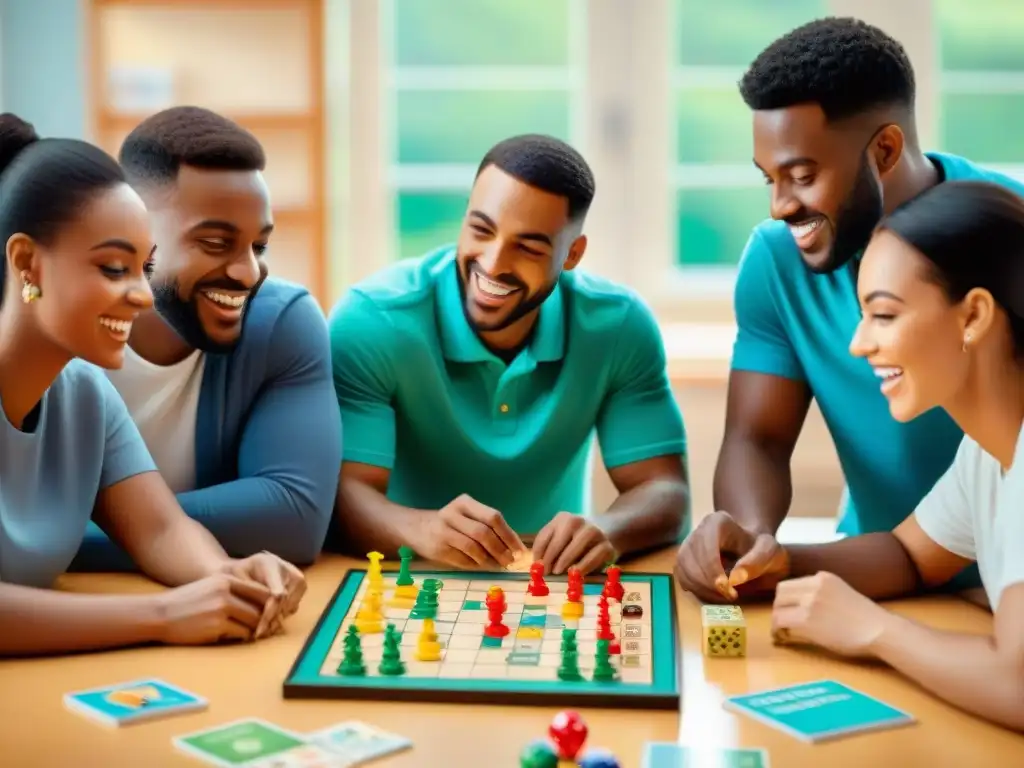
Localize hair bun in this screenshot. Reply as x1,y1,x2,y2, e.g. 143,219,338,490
0,113,39,177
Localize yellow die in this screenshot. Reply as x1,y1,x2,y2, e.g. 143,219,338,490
701,604,746,657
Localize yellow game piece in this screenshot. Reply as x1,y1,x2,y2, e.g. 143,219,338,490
366,551,385,587
560,600,584,620
354,590,384,634
701,604,746,657
415,617,442,661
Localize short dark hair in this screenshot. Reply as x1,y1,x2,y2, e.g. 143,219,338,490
476,134,595,222
0,113,126,304
118,105,265,187
880,181,1024,358
739,17,915,122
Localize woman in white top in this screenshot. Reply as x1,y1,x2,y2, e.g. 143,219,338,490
723,180,1024,731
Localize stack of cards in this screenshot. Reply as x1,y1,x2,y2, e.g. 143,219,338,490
173,718,412,767
64,678,208,727
723,679,916,743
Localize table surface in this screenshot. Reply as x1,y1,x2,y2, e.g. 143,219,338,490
4,549,1024,767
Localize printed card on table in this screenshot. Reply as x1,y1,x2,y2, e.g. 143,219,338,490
643,743,769,767
173,718,308,767
723,679,916,743
63,678,207,727
309,721,413,765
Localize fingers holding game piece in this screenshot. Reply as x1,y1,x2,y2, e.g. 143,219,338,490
533,512,608,575
674,510,757,603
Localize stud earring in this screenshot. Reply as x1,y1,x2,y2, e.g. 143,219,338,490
962,332,972,352
20,270,40,303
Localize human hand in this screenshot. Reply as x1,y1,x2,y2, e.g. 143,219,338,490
531,512,616,576
771,571,889,657
415,494,526,569
673,510,790,603
155,573,274,646
219,551,307,637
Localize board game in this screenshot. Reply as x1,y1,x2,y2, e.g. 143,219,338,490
283,551,681,710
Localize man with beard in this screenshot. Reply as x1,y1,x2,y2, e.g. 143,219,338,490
71,106,341,571
328,134,689,575
673,17,1024,604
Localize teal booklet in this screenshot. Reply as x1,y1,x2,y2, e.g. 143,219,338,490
724,679,916,743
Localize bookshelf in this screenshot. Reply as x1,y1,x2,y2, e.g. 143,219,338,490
87,0,326,305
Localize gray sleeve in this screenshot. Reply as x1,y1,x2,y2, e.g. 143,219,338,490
98,375,157,489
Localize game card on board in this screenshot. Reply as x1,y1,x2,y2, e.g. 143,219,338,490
63,678,207,727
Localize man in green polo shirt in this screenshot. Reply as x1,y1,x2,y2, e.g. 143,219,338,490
328,134,689,575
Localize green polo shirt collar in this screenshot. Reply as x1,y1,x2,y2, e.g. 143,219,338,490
436,258,565,366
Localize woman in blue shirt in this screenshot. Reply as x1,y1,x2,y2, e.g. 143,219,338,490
0,113,305,656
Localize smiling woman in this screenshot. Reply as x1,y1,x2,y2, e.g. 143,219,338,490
0,113,307,657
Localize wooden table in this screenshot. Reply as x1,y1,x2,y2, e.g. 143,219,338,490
3,549,1023,766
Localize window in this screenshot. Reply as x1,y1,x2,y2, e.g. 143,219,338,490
670,0,830,274
936,0,1024,178
385,0,585,260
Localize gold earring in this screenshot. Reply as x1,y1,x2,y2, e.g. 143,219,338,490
20,270,40,303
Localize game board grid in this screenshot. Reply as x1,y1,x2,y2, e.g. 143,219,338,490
321,576,655,685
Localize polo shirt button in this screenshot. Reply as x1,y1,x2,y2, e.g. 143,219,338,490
499,403,510,413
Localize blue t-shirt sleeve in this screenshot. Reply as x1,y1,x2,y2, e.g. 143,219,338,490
596,296,687,468
98,375,156,489
730,228,806,381
328,290,398,469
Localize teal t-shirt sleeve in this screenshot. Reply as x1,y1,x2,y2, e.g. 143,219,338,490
595,296,687,468
98,375,156,489
730,229,806,381
328,290,398,469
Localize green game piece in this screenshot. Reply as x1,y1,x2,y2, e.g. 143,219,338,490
560,627,578,652
378,624,405,676
592,638,618,682
410,578,441,618
396,546,414,587
557,628,582,680
338,625,366,676
520,738,559,768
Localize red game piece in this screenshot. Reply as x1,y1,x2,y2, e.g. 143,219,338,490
596,595,615,641
548,710,588,760
527,561,549,596
484,586,509,637
566,566,583,602
601,565,624,602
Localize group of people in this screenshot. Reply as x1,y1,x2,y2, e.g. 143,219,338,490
1,17,1022,732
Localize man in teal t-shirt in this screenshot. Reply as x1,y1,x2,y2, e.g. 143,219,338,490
329,134,689,575
674,17,1024,603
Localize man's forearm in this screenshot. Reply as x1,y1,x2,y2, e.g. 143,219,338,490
0,584,163,656
785,533,921,599
334,479,426,558
869,612,1024,731
593,477,689,556
713,438,792,535
134,517,232,587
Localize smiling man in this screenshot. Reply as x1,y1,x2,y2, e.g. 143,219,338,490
71,106,341,571
673,17,1024,603
328,134,689,574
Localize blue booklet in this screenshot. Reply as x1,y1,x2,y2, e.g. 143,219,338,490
642,743,770,767
724,679,915,743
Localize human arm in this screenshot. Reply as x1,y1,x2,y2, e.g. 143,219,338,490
73,294,340,568
175,293,339,563
534,298,688,573
713,231,812,535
